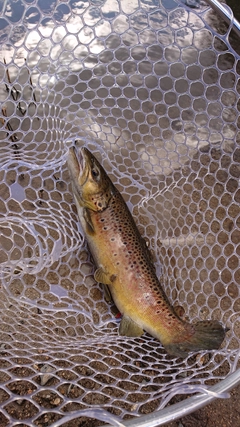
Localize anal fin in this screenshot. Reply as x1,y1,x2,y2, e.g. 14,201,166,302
119,315,144,337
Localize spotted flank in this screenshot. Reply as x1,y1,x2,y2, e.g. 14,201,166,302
67,145,228,358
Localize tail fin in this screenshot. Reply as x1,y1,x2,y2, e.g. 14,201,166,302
164,320,228,358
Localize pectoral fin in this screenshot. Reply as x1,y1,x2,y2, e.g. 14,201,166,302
119,315,144,337
94,267,116,285
83,208,95,235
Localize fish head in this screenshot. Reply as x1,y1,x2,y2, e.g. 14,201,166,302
67,144,114,211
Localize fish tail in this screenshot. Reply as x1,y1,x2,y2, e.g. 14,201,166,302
164,320,228,358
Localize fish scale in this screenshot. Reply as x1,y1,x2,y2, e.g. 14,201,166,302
67,145,228,358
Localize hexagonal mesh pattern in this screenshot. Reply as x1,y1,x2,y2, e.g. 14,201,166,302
0,0,239,425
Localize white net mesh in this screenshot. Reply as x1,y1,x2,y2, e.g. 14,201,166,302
0,0,239,425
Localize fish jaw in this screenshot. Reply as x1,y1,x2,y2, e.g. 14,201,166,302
67,145,88,188
67,145,114,212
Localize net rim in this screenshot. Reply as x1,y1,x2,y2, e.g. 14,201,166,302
121,367,240,427
48,367,240,427
204,0,240,38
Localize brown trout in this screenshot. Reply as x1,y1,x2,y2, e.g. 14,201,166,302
67,145,227,358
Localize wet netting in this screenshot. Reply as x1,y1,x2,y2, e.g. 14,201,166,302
0,0,240,426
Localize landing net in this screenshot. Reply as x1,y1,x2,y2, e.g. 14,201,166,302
0,0,239,426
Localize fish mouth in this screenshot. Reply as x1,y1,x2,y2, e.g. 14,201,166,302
73,144,86,173
68,144,89,186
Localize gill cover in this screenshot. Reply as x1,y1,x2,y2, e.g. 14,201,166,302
68,145,114,211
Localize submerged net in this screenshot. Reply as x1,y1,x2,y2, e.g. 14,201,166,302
0,0,239,425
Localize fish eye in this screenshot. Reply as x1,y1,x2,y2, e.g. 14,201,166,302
92,168,99,178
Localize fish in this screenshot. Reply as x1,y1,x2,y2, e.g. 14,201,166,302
67,144,227,358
